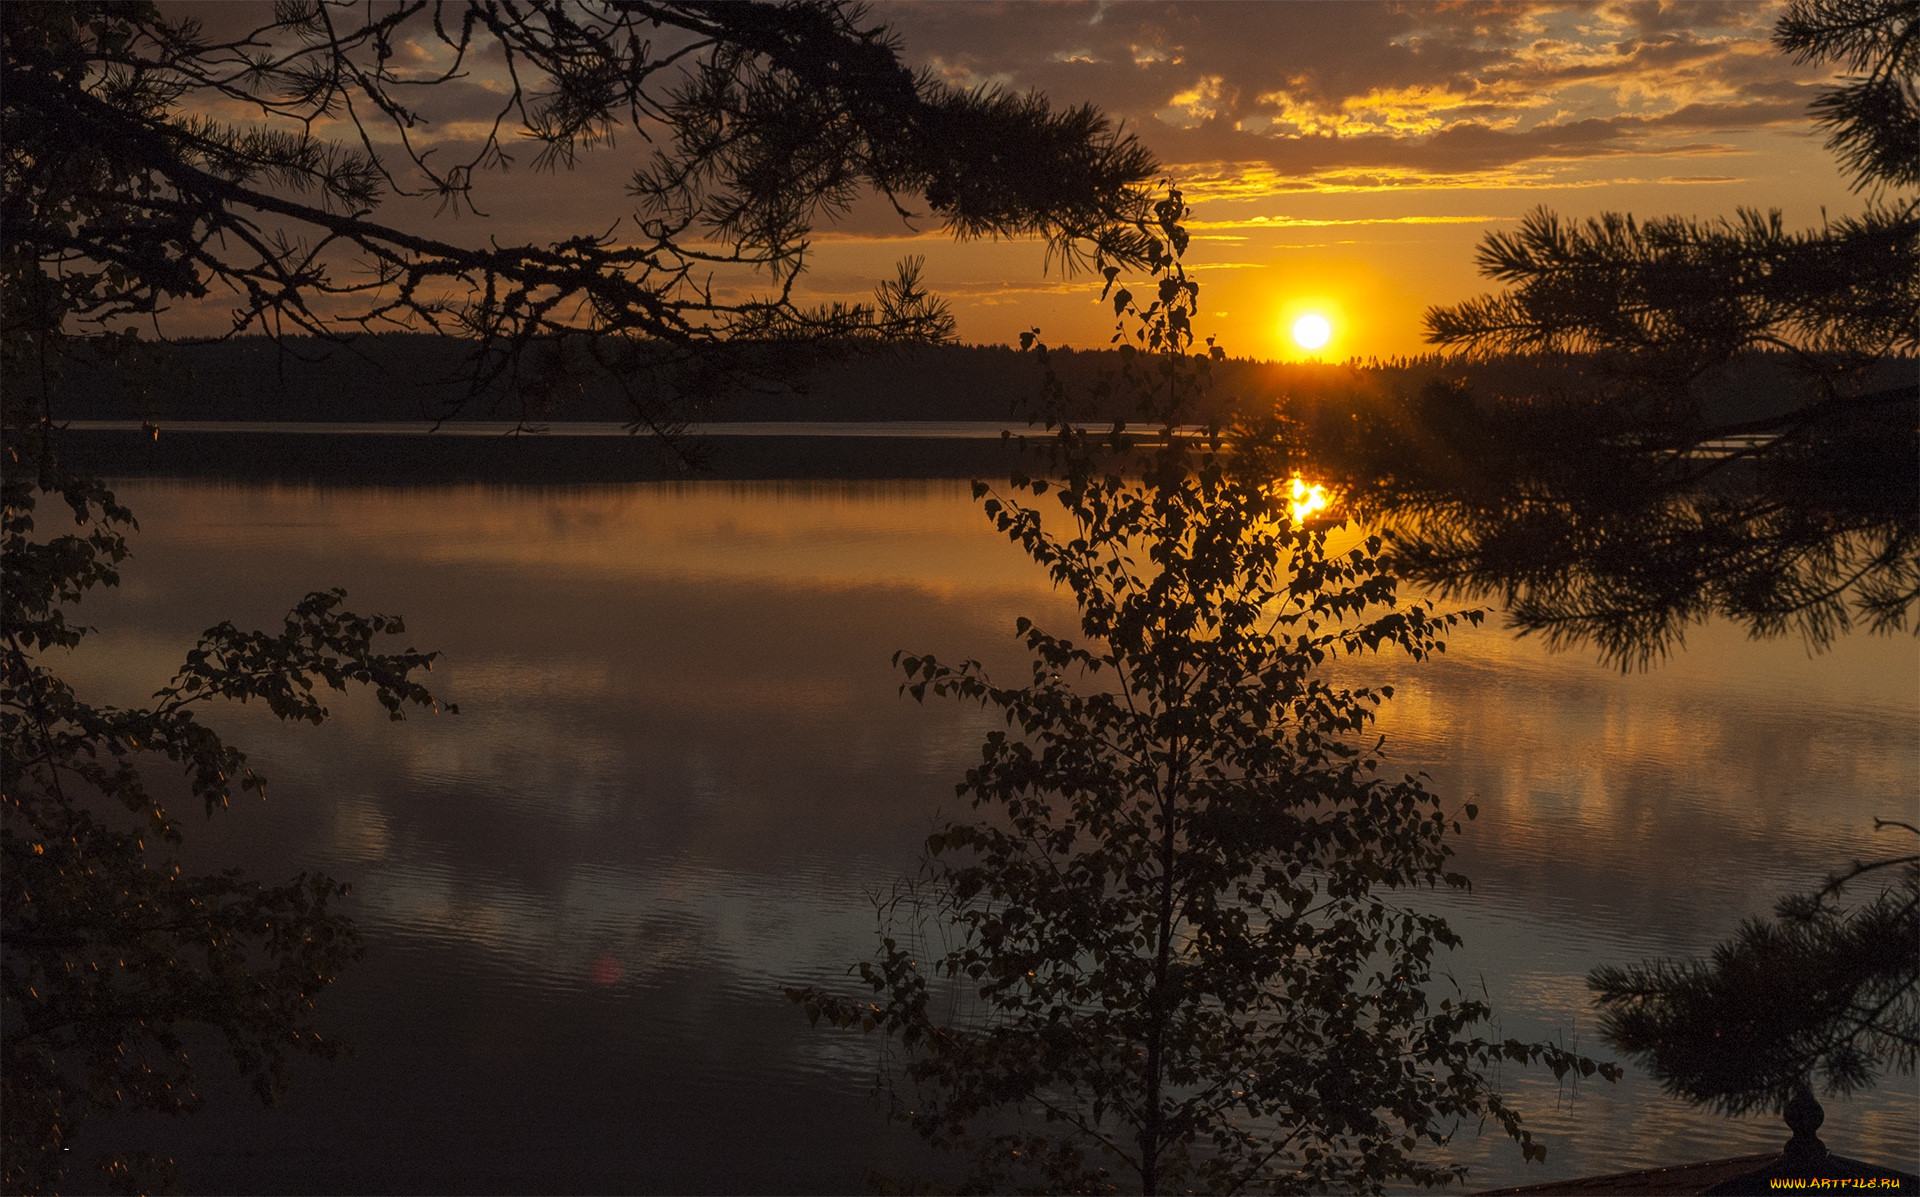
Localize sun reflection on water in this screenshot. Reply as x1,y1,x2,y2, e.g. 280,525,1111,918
1286,475,1329,522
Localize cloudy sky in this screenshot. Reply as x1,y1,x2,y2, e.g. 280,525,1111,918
840,0,1858,359
167,1,1864,361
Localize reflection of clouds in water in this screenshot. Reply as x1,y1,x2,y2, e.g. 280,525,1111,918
324,795,392,864
49,635,195,707
445,658,617,700
1487,970,1606,1029
113,479,1054,600
66,481,1919,1188
351,854,885,1003
1345,637,1914,945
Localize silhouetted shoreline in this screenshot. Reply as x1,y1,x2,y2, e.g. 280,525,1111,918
57,426,1031,483
52,336,1909,429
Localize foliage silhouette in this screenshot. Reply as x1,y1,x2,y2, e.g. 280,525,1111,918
1588,821,1919,1118
0,417,455,1194
1350,0,1920,669
1292,357,1916,670
2,4,1168,1188
2,0,1160,424
789,192,1617,1196
1776,0,1919,193
1383,0,1920,1141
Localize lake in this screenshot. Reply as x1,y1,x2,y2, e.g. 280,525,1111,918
57,469,1919,1193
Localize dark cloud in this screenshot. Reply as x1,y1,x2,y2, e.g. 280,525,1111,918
1650,98,1807,130
1612,0,1774,38
381,77,522,129
159,2,1822,202
871,1,1822,188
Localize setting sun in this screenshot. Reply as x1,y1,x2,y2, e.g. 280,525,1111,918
1287,476,1329,522
1292,313,1332,351
1275,295,1348,359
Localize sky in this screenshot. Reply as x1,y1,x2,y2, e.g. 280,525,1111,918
839,0,1864,360
162,1,1868,362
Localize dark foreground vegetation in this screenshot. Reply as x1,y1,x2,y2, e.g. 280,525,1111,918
791,194,1623,1195
3,0,1165,1191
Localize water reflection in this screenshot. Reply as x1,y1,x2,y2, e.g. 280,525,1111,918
1272,375,1919,669
65,479,1917,1193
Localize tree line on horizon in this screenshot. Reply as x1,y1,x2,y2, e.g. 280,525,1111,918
50,332,1909,430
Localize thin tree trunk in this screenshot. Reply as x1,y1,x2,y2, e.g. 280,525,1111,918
1141,761,1181,1195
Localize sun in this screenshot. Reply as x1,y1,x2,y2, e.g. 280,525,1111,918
1292,313,1332,351
1286,476,1328,523
1276,295,1348,359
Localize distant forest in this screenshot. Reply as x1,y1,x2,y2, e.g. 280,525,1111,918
46,333,1913,428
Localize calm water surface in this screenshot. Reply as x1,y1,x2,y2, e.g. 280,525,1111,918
62,478,1919,1193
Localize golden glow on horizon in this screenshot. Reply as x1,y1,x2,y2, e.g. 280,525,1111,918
1291,313,1332,350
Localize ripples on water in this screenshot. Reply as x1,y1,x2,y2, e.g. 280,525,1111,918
63,479,1918,1193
